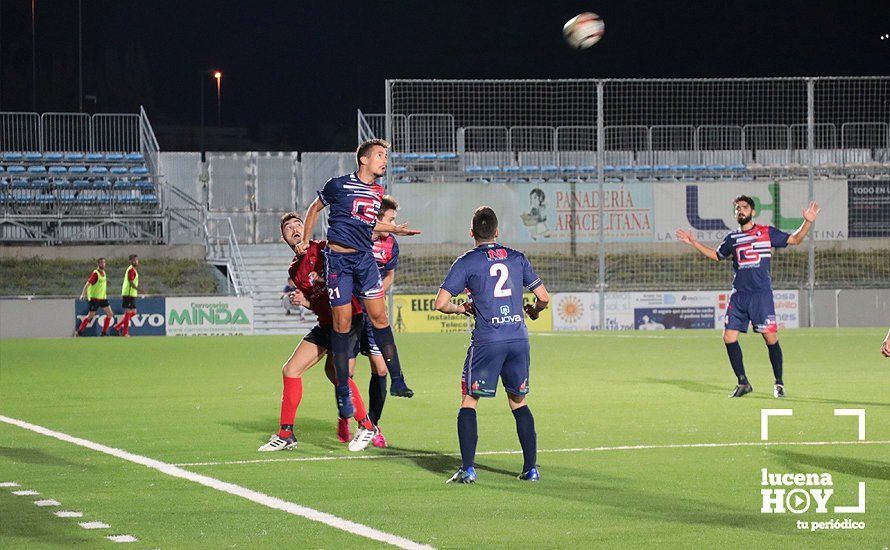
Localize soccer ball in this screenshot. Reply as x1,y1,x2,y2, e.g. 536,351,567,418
563,12,605,49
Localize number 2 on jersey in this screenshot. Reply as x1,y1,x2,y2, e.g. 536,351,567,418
490,263,511,297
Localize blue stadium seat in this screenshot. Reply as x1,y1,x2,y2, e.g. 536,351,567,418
560,165,578,173
654,164,671,171
391,166,408,174
140,194,159,205
44,153,64,161
59,189,77,203
7,165,25,174
27,165,47,174
89,166,108,174
707,164,727,171
11,179,29,189
64,152,85,162
135,180,154,191
481,165,501,172
48,166,67,174
503,166,521,173
68,165,88,174
616,165,635,172
2,152,23,161
465,165,484,173
85,153,104,162
636,165,653,172
37,193,55,204
520,165,540,173
92,180,111,190
603,165,617,172
728,164,746,171
390,152,402,159
579,165,597,173
129,166,149,175
53,179,74,190
113,180,136,190
400,153,420,160
105,153,124,161
418,153,437,160
73,179,91,190
111,167,129,175
690,165,708,171
0,166,4,173
125,153,145,162
29,179,50,190
540,165,558,173
23,152,42,161
436,152,457,160
671,165,690,171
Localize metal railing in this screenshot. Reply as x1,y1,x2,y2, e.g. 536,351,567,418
204,214,254,297
0,109,151,154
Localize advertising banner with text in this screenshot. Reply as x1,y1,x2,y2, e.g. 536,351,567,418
165,297,254,336
392,293,553,333
74,297,167,336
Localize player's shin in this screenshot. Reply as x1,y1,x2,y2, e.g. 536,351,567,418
512,405,537,473
724,341,748,384
371,325,404,379
279,376,303,436
457,407,478,470
347,378,373,430
767,341,783,384
368,373,387,425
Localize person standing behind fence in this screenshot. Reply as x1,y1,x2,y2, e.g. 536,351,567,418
113,255,140,337
77,258,116,337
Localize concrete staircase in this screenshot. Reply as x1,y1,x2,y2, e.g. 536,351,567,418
241,244,318,335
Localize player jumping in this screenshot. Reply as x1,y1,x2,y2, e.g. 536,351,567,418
76,257,116,336
676,195,820,398
298,139,420,420
258,213,379,453
435,206,550,484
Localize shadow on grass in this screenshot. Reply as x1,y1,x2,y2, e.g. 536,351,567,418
0,446,80,467
384,444,518,478
643,377,728,394
770,448,890,481
219,416,344,450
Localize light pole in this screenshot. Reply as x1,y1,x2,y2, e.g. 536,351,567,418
200,69,220,163
214,71,222,126
31,0,37,111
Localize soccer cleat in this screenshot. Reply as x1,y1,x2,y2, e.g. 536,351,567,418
773,384,786,398
729,383,753,398
257,433,298,452
446,467,477,484
335,385,355,419
337,418,351,443
348,426,376,452
389,377,414,398
517,467,540,481
371,427,388,448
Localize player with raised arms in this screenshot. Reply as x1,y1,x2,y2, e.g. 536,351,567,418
298,139,420,421
258,213,380,453
676,195,820,398
435,206,550,484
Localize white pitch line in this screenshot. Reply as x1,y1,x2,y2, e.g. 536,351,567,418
79,521,110,530
174,439,890,467
0,482,20,487
12,489,39,496
55,511,84,518
0,415,432,550
35,499,61,507
107,535,139,543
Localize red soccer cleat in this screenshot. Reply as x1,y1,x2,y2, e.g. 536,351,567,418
337,417,351,443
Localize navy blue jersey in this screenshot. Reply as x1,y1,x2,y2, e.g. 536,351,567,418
317,173,384,253
716,224,790,293
372,234,399,275
441,243,543,345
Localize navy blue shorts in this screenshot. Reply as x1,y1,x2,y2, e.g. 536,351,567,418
324,248,384,307
724,291,777,334
462,340,530,398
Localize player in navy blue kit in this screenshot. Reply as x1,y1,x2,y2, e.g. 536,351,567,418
298,139,420,420
435,206,550,484
676,195,821,398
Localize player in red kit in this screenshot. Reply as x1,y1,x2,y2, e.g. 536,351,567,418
258,212,379,453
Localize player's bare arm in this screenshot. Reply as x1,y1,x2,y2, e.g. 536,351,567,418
381,270,395,293
524,284,550,320
297,197,326,255
434,288,472,316
289,289,307,307
785,201,821,245
373,220,421,236
79,280,90,300
675,229,719,261
882,328,890,358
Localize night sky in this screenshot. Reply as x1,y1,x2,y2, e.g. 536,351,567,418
0,0,887,150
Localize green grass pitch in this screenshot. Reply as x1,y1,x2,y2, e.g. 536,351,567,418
1,329,888,548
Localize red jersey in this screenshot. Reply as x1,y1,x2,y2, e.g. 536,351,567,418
288,240,362,325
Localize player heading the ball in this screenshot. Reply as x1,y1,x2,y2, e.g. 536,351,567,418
299,139,420,420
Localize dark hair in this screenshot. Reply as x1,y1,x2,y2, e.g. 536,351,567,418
530,188,545,202
472,206,498,240
97,257,105,264
378,195,399,219
356,138,391,167
734,195,755,210
279,211,303,236
129,254,138,263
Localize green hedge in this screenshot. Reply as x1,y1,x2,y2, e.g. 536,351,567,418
0,257,223,297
